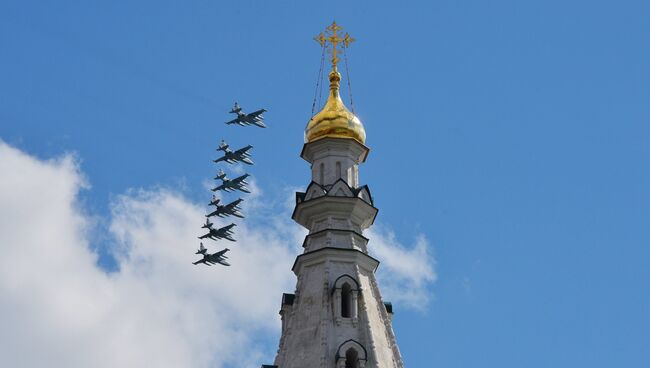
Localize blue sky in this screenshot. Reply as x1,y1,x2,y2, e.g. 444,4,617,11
1,0,649,367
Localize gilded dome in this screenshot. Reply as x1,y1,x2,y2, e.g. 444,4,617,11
305,70,366,144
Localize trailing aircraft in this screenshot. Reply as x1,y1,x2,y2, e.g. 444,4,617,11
193,243,230,266
198,223,236,242
212,171,251,194
207,198,244,219
225,102,267,128
209,195,220,207
214,140,254,165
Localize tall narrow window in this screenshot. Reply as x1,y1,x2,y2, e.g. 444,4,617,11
345,348,359,368
341,282,352,318
319,162,324,184
336,161,342,180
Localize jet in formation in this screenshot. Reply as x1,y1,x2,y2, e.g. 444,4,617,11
201,217,214,230
198,220,237,241
209,195,221,207
225,102,267,128
193,243,230,266
212,169,251,193
207,197,244,218
214,140,254,165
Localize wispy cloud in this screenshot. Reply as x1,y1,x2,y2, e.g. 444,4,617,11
369,229,438,310
0,141,437,367
0,142,296,367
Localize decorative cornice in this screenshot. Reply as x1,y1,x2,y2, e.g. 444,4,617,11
301,228,369,248
300,136,370,164
291,247,380,276
296,178,374,206
292,195,379,231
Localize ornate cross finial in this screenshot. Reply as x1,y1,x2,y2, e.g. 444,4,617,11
314,21,355,71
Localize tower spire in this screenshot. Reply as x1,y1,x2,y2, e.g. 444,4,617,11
306,22,365,145
263,23,404,368
314,21,355,73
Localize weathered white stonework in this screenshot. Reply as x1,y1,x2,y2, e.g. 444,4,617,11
268,137,404,368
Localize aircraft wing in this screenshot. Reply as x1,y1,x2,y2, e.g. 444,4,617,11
211,183,227,192
234,145,253,155
206,259,229,266
248,109,266,118
231,174,249,184
216,259,231,266
221,223,236,231
193,259,205,265
198,233,213,239
224,198,243,210
214,248,229,257
225,117,244,125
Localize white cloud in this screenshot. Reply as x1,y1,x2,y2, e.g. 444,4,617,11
369,229,437,310
0,141,436,367
0,142,296,368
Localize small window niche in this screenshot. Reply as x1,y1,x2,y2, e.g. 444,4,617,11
336,340,367,368
333,275,359,325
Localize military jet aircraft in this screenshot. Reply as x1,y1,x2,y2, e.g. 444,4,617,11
193,243,230,266
212,170,251,194
198,223,237,241
214,140,254,165
209,195,220,207
207,198,244,219
214,169,227,181
225,102,267,128
201,217,213,229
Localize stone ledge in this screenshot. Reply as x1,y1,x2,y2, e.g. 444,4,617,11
292,247,380,276
300,137,370,164
292,196,378,231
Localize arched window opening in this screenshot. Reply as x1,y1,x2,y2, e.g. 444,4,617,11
334,275,360,323
341,282,352,318
336,161,342,179
319,162,325,184
345,348,359,368
337,339,366,368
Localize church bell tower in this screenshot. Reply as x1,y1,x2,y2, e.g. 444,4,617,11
265,22,404,368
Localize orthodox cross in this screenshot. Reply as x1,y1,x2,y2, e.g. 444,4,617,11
314,21,355,70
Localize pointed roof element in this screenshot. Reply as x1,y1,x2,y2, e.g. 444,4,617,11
305,22,366,145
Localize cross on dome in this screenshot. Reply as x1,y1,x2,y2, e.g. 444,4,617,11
314,21,355,71
305,22,365,144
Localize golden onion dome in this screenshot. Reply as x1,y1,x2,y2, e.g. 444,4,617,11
305,69,366,144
